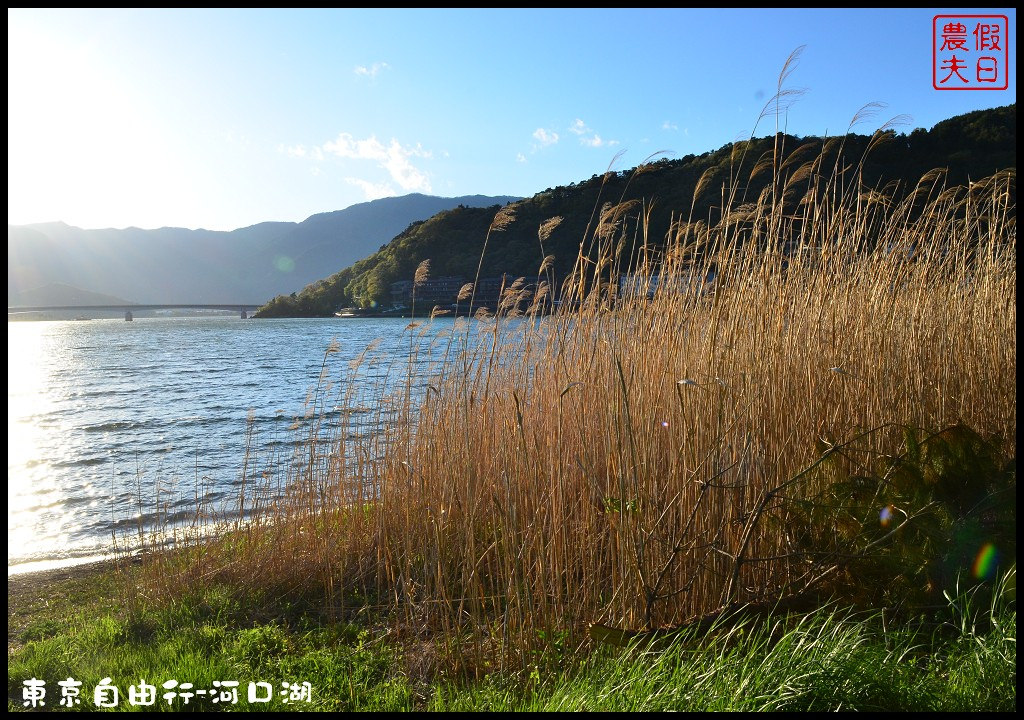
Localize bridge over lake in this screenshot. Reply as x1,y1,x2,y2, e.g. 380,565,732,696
7,304,261,319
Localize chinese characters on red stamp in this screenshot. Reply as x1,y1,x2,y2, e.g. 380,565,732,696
933,15,1009,90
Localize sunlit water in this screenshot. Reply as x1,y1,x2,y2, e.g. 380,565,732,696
7,316,478,574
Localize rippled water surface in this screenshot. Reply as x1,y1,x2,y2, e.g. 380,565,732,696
7,316,465,573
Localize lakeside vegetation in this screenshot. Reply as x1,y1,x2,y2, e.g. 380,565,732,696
9,86,1016,709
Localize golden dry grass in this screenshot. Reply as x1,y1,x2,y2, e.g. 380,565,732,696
130,141,1016,673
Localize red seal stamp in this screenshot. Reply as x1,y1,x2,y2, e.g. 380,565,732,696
933,15,1009,90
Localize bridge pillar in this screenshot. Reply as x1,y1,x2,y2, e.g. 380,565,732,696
125,309,133,321
240,309,247,319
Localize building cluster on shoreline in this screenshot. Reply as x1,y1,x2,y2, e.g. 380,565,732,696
387,267,718,308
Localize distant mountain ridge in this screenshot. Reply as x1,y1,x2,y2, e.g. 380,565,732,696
9,282,134,307
7,194,520,306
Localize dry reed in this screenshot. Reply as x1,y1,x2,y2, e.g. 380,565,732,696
128,132,1016,676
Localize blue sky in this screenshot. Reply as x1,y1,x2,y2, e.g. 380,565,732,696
7,8,1016,231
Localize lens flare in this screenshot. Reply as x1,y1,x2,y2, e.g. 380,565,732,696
879,505,893,527
972,542,999,580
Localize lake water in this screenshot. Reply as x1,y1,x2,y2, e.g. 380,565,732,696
7,316,470,575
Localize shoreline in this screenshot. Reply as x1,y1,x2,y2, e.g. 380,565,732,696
8,553,123,579
8,555,126,585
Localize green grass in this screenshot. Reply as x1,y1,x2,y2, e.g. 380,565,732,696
8,568,1015,711
8,581,415,712
523,606,1015,712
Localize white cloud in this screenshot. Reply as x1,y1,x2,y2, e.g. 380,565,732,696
281,143,324,161
581,134,618,148
570,118,617,148
323,133,432,192
569,118,589,135
532,128,559,147
662,120,679,131
345,177,397,200
354,61,390,79
516,152,527,163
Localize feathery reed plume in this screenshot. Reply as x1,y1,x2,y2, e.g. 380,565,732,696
414,258,432,285
848,101,888,129
490,204,517,233
783,160,815,191
779,141,820,171
748,152,775,184
533,280,550,301
596,200,640,240
538,216,563,243
757,44,807,126
631,151,672,179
